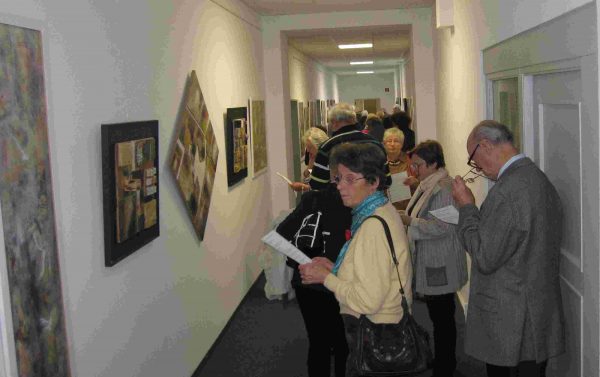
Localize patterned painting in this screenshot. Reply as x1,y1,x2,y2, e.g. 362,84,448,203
169,71,219,241
225,107,248,187
249,99,267,175
0,22,71,376
101,121,160,266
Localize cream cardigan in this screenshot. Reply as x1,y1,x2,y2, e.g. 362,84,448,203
324,202,413,324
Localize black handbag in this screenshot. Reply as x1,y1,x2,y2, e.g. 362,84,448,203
354,215,433,376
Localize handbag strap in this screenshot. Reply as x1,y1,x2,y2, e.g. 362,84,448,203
366,215,410,313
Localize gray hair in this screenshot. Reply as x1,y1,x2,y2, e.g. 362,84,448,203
327,102,356,124
303,127,328,147
383,127,405,144
471,120,514,145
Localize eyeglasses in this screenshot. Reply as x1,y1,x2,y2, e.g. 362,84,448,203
467,144,481,169
332,175,365,186
461,168,486,183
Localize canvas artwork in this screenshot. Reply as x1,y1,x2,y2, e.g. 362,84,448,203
225,107,249,186
101,121,160,266
0,22,71,376
249,99,267,175
169,71,219,241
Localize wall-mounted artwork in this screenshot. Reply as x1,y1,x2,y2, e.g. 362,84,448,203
225,107,249,187
169,71,219,241
0,21,71,376
248,99,267,175
101,120,160,266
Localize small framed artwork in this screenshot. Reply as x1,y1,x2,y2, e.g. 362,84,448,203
101,120,159,266
248,98,267,176
225,107,248,187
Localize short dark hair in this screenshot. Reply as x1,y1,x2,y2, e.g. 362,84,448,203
390,111,412,129
382,115,393,129
409,140,446,168
330,142,388,190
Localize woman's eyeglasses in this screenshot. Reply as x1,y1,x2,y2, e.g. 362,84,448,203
332,175,365,186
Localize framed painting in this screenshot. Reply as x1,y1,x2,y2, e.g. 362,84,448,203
225,107,249,187
248,99,267,176
0,20,71,376
169,71,219,241
101,120,160,266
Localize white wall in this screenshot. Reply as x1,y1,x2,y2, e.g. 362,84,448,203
434,0,593,203
263,7,437,215
1,0,271,376
288,46,336,102
337,72,396,113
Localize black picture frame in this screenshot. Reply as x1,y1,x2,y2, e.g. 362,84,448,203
225,107,248,187
101,120,160,267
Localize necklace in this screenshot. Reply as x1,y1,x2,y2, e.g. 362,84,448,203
388,159,402,166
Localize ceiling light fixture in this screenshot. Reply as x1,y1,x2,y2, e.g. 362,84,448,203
356,71,374,74
350,61,373,65
338,43,373,49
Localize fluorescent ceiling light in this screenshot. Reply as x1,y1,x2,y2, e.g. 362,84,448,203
350,61,373,65
356,71,374,74
338,43,373,49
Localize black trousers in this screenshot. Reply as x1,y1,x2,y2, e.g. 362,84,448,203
424,293,457,377
486,360,548,377
295,285,349,377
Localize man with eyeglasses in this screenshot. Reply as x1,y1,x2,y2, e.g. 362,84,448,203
451,120,565,377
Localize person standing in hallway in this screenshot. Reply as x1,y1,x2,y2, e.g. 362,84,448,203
451,120,565,377
390,111,415,153
401,140,467,377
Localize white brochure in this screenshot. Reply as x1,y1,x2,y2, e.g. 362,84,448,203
429,205,460,225
389,171,412,203
261,230,312,265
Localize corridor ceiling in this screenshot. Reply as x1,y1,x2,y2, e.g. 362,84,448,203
241,0,429,75
241,0,434,16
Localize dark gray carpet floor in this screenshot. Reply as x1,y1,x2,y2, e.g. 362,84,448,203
193,273,485,377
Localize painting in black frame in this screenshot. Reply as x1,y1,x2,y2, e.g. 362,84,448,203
101,120,160,266
225,107,248,187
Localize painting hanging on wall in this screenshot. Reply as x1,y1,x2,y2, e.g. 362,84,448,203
0,21,71,376
101,120,159,266
225,107,249,187
169,71,219,241
248,99,267,175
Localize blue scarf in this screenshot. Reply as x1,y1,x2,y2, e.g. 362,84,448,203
332,190,388,275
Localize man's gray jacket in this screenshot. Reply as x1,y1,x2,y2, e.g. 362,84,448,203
458,157,565,366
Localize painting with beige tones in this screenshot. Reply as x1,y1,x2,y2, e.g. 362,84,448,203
249,99,268,174
169,71,219,241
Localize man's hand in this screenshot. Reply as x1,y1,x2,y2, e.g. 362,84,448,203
452,176,475,207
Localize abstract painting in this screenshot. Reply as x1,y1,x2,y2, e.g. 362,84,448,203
101,120,159,266
0,22,71,376
169,71,219,241
225,107,248,187
248,99,267,175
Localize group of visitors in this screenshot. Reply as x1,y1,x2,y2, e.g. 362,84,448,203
276,102,565,377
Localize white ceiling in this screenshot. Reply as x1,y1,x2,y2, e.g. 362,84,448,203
288,26,411,75
241,0,434,16
242,0,432,75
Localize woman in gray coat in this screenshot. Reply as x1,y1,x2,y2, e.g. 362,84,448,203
400,140,468,377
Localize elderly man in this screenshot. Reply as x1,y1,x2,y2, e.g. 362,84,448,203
452,120,565,377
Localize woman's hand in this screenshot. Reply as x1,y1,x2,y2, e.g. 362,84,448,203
299,261,331,284
403,176,419,190
289,182,309,192
311,257,334,271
